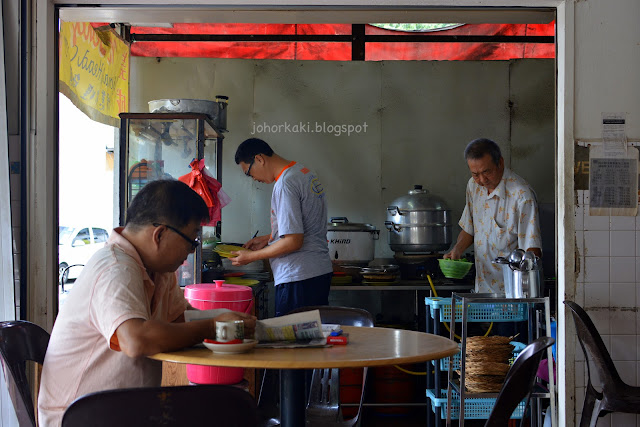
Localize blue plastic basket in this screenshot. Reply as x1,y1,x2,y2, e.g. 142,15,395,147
435,341,526,371
426,389,526,420
425,297,528,322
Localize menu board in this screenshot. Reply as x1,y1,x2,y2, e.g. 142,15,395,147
589,113,638,216
589,156,637,209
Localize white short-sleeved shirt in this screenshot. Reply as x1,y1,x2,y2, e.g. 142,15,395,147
38,228,188,427
269,161,332,285
459,168,542,294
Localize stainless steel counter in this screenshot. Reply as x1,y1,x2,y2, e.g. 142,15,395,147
330,279,474,292
329,279,474,330
330,284,473,291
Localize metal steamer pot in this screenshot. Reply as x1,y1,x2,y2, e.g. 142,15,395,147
148,97,228,131
385,185,452,252
327,217,379,265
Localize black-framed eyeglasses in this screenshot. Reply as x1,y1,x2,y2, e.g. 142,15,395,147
153,223,200,250
245,159,255,177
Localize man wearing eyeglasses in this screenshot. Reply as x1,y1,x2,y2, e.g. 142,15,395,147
444,138,542,295
233,138,333,317
39,180,256,426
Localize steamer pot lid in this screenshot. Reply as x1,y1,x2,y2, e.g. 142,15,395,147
388,185,449,211
327,217,377,232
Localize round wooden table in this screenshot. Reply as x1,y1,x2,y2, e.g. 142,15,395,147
151,326,458,426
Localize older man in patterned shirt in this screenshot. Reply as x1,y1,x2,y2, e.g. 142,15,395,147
444,138,542,295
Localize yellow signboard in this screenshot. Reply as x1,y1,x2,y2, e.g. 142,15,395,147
59,22,130,127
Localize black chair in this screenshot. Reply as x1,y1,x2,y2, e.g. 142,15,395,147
565,300,640,426
287,305,375,427
62,384,258,427
485,336,555,427
0,320,50,427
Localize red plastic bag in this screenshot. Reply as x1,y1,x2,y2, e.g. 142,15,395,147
179,159,218,225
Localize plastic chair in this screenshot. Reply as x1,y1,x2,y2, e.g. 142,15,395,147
62,384,258,427
288,306,375,427
0,320,50,427
565,300,640,426
484,336,555,427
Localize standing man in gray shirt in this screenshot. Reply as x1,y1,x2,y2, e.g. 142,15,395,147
232,138,333,316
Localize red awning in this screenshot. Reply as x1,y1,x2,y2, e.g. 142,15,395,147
100,23,555,61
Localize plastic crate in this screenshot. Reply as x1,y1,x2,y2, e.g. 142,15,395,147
425,297,528,322
426,388,525,420
435,341,526,371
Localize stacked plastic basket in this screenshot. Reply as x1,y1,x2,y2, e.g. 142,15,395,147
425,297,528,323
425,296,530,420
426,389,527,419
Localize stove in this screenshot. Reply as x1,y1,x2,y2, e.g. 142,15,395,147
393,252,443,280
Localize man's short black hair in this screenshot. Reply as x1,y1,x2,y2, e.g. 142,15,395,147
125,179,209,229
235,138,274,165
464,138,502,166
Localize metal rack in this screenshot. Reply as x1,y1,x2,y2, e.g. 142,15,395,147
445,293,555,427
119,112,225,286
425,292,555,426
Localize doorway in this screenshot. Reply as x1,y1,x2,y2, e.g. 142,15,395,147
57,94,116,304
30,2,570,425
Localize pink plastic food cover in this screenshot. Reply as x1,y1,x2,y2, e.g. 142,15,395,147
184,281,253,304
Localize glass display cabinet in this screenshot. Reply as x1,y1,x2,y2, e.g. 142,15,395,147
119,112,225,286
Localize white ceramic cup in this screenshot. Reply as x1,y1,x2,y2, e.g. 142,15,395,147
215,320,244,344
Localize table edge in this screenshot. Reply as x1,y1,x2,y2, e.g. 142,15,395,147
150,327,459,369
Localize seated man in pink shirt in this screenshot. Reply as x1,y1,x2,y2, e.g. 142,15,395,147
38,179,256,426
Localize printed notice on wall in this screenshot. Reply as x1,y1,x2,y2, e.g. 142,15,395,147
602,112,627,155
589,144,638,216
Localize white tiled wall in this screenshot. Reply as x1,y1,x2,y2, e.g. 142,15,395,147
574,190,640,425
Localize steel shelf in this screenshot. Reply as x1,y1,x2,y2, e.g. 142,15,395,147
445,293,556,427
449,378,551,400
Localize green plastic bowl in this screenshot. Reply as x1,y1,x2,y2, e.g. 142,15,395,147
438,258,473,279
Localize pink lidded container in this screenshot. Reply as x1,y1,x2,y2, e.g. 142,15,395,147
184,280,254,384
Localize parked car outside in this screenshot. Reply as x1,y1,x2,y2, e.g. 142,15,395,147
58,226,110,284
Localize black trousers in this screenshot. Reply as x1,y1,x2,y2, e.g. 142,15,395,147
274,272,332,317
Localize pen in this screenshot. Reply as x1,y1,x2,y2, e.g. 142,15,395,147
252,230,259,239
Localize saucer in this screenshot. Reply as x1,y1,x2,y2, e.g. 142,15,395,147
203,338,258,354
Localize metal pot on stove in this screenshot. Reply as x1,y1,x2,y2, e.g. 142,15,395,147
385,185,452,252
327,217,379,265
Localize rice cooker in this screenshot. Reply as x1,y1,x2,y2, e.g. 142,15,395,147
327,217,379,265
